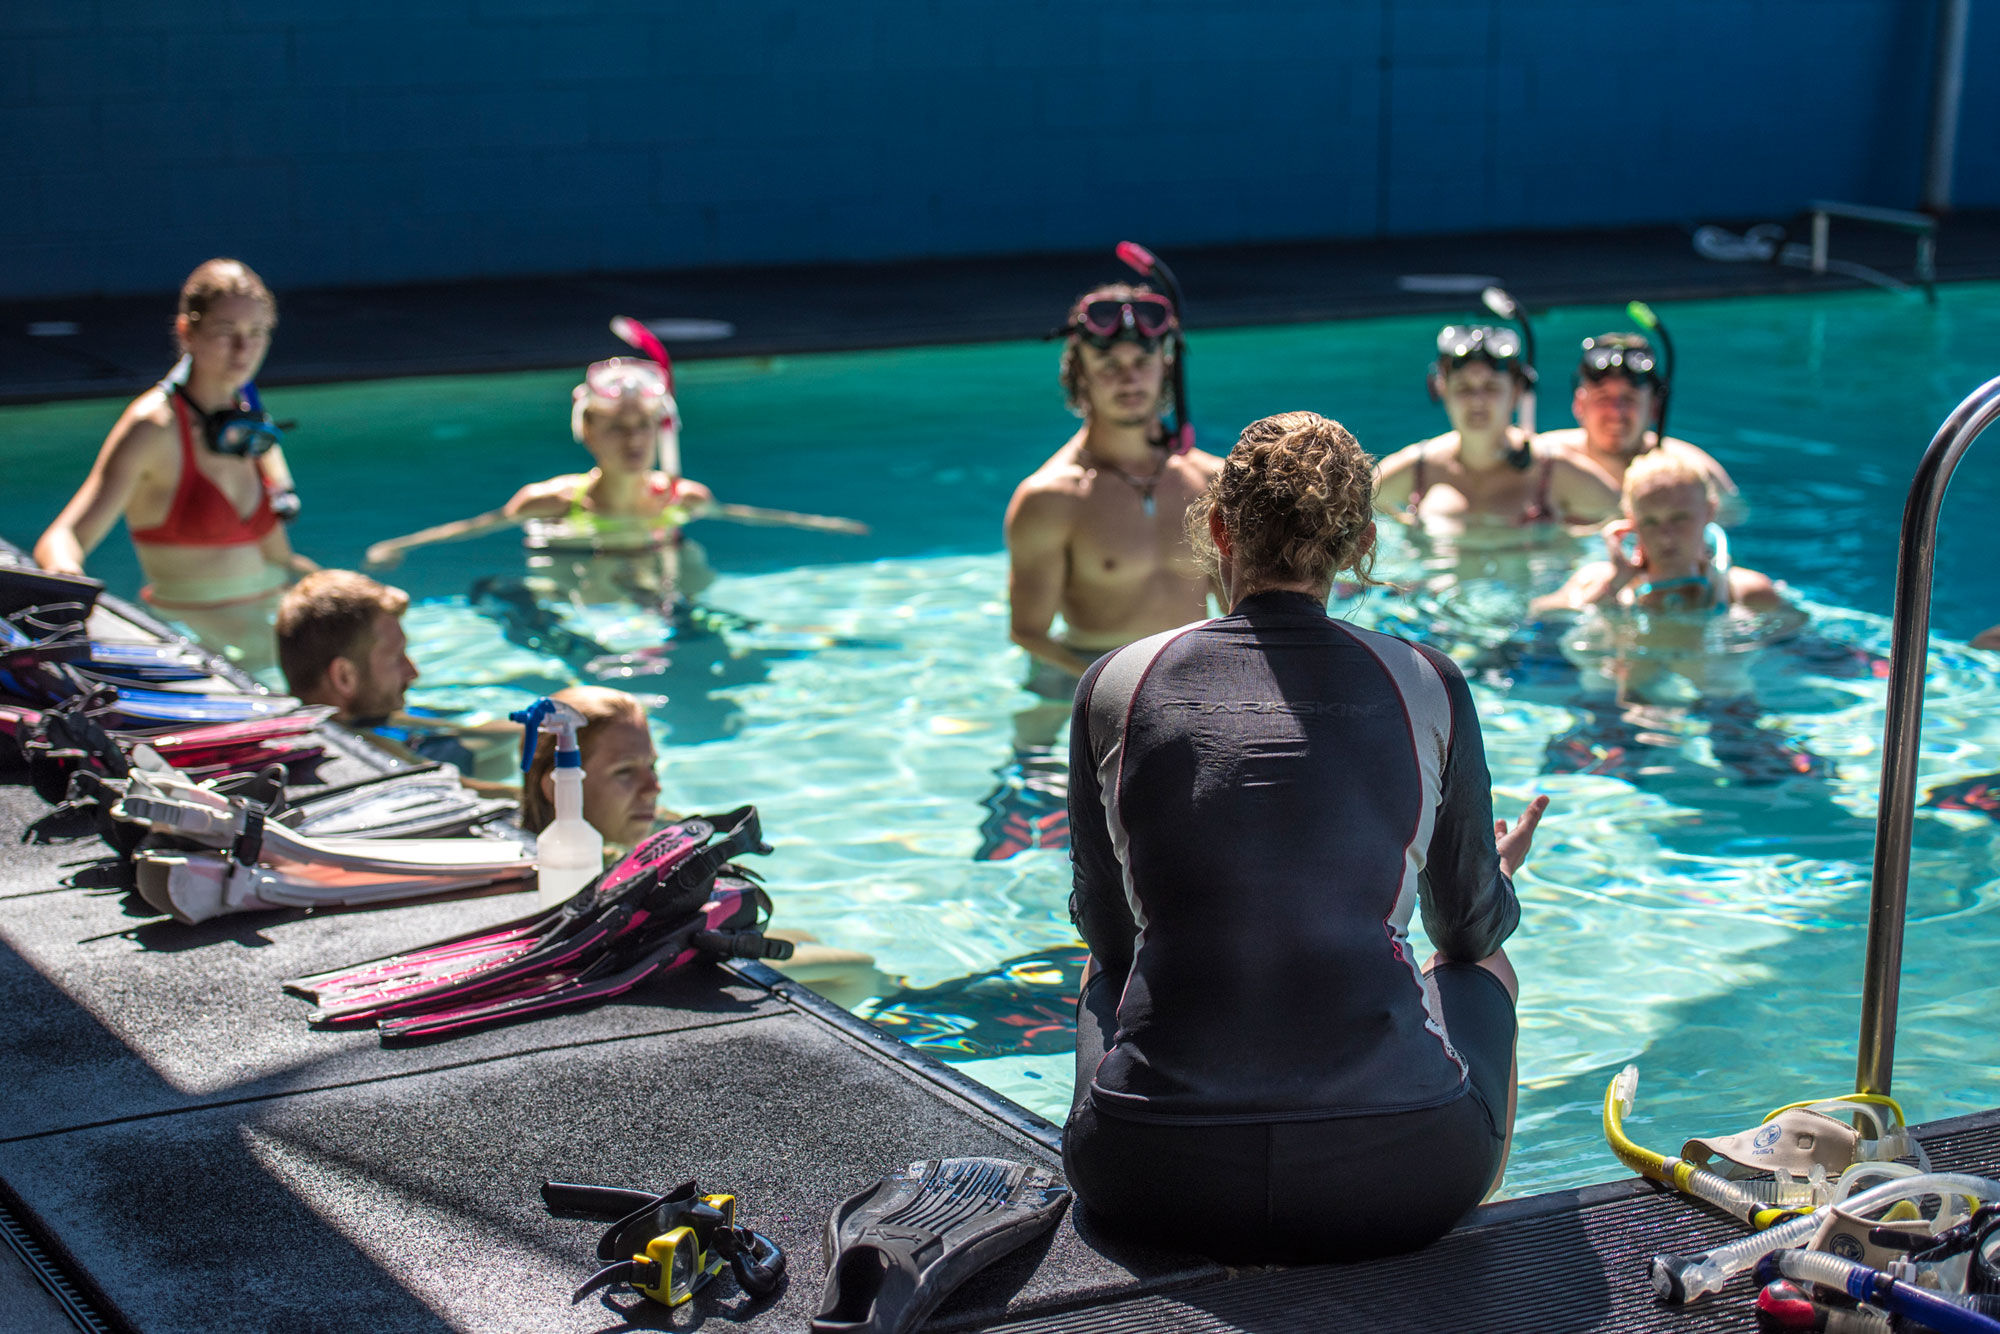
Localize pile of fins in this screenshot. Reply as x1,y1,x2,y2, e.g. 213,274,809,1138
105,761,532,924
0,564,325,796
284,805,793,1041
813,1158,1070,1334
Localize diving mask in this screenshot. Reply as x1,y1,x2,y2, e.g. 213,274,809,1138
1578,335,1663,387
1060,292,1177,350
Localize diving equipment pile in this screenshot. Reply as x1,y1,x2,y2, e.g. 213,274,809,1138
285,805,792,1041
0,566,302,728
1605,1065,2000,1330
812,1157,1071,1334
545,1178,786,1308
0,565,328,795
103,761,533,924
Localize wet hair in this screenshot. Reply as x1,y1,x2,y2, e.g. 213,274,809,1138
275,570,409,697
1622,448,1717,511
520,686,650,834
1058,282,1177,418
1187,412,1380,597
177,258,276,329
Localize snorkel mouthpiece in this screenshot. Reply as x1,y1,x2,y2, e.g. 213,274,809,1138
509,697,586,774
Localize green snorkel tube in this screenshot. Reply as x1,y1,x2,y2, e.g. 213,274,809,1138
1115,241,1194,454
1624,299,1675,445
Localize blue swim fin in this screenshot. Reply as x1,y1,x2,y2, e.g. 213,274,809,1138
811,1158,1069,1334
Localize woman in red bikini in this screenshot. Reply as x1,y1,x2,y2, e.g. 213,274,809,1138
1372,324,1617,547
34,259,314,671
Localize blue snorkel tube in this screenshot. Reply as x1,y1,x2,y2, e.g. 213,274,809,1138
1115,241,1194,454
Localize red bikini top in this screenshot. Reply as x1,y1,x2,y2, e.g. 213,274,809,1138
129,394,279,547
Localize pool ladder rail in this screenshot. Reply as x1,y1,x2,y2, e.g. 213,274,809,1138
1856,373,2000,1098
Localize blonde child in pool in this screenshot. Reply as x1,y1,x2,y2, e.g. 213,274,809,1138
366,359,715,608
520,686,885,1007
1533,451,1795,702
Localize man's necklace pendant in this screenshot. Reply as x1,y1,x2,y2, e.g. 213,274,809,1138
1141,492,1156,518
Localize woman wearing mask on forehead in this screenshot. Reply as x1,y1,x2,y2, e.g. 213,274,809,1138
366,357,716,607
35,259,314,670
1372,324,1618,546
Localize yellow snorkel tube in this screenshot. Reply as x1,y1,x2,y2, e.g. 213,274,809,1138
1604,1066,1809,1231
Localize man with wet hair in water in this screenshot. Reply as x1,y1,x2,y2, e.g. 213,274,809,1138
1538,332,1741,521
980,285,1222,859
276,569,511,779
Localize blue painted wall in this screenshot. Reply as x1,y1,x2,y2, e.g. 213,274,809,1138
2,0,1987,298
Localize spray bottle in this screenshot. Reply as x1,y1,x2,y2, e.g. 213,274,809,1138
511,698,604,908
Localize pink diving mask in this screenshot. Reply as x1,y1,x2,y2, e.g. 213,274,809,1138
573,357,682,473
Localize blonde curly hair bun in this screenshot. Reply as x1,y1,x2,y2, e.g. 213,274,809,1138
1188,412,1380,595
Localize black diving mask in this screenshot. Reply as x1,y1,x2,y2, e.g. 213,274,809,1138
178,386,283,457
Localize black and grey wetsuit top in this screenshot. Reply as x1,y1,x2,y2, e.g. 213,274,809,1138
1068,590,1519,1124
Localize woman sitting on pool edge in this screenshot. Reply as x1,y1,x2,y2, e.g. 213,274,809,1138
366,358,716,600
1372,324,1618,543
1066,411,1545,1263
521,685,884,1007
34,259,315,671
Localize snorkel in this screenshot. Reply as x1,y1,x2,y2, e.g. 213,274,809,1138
1480,285,1539,438
609,316,683,476
1625,299,1676,444
1114,241,1194,454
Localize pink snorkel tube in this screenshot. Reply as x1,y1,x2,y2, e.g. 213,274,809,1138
609,315,681,475
1115,241,1194,455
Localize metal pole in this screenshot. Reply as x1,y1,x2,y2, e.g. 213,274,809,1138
1923,0,1970,213
1856,375,2000,1097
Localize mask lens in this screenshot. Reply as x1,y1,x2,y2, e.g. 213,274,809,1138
1129,296,1175,338
1582,345,1655,380
1079,300,1128,337
667,1238,697,1303
585,357,668,401
1437,325,1519,366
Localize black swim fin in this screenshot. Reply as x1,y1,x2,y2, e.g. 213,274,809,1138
811,1157,1069,1334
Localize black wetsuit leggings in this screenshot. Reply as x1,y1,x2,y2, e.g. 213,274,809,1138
1063,963,1516,1265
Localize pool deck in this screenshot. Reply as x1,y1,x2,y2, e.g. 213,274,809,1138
5,211,2000,404
3,566,1998,1332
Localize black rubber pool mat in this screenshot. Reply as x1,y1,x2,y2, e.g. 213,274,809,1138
976,1108,2000,1334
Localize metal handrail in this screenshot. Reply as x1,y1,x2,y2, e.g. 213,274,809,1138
1855,374,2000,1097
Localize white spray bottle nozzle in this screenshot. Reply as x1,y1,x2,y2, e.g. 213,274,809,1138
509,698,587,774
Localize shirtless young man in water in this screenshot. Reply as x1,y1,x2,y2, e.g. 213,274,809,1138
1536,333,1741,520
1373,325,1617,543
980,285,1220,860
1005,285,1222,682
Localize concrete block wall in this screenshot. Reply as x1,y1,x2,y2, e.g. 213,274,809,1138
1,0,1988,298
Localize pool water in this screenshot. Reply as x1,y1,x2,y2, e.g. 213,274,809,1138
4,284,1999,1198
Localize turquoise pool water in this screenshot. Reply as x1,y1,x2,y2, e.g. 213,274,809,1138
3,284,1998,1198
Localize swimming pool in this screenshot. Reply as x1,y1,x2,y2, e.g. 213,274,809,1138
3,282,1997,1198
